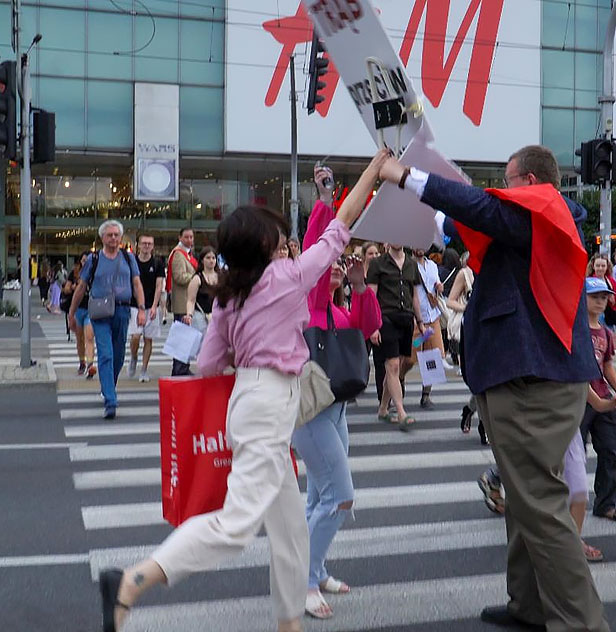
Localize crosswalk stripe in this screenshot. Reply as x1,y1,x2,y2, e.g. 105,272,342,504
86,512,613,580
108,565,616,632
71,443,497,469
65,423,478,446
80,472,598,529
61,406,159,420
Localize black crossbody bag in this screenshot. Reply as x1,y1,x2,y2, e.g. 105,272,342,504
303,303,370,402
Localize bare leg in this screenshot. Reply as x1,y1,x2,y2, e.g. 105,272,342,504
378,357,408,420
75,327,85,363
115,559,167,630
142,337,153,371
84,324,95,364
569,500,585,534
130,334,140,362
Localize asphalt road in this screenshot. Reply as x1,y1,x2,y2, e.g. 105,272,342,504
0,317,614,631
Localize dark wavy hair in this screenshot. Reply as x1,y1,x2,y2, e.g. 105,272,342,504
196,246,217,275
215,205,289,309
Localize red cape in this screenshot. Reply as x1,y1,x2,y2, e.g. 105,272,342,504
454,184,586,353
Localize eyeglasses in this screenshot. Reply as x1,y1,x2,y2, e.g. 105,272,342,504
502,172,529,188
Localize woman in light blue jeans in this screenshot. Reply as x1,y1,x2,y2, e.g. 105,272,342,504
292,402,353,614
292,165,382,620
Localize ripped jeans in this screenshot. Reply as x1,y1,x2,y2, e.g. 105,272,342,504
292,402,354,589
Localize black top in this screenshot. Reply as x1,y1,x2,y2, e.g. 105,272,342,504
68,269,89,309
196,272,215,315
366,252,421,315
132,255,165,309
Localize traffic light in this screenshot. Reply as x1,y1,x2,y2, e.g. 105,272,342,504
575,141,593,185
576,139,613,185
33,110,56,164
590,138,612,184
0,60,17,161
307,33,329,115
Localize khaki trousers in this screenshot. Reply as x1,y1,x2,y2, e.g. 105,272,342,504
477,379,609,632
152,368,309,622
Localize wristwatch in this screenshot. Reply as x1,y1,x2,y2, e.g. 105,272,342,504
138,304,146,310
398,166,411,189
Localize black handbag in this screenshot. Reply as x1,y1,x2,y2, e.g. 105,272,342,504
303,303,370,402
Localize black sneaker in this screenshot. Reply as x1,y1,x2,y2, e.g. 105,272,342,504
103,407,116,420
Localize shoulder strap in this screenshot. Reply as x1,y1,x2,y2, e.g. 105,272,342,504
87,252,99,290
120,249,135,301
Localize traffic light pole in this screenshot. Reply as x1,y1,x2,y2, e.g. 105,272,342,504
598,6,616,257
19,51,32,368
289,54,299,241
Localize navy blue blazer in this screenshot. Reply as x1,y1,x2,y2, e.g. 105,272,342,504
422,174,599,394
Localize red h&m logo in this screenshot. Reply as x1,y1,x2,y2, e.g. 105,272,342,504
262,0,505,126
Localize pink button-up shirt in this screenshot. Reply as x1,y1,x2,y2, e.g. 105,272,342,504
304,201,382,338
197,218,351,377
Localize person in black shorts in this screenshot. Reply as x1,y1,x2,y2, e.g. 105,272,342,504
367,245,424,430
128,234,165,382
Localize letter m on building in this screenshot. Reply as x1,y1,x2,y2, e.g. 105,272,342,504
399,0,505,126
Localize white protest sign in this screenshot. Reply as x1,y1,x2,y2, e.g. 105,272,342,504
302,0,432,152
302,0,470,248
352,127,470,248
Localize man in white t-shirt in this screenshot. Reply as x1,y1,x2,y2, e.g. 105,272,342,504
410,248,453,408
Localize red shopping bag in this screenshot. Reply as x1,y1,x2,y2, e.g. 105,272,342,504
159,375,236,527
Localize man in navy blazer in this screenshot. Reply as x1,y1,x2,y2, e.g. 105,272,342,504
380,145,608,632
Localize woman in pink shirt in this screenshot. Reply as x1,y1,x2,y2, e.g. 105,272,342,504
97,149,389,632
293,165,382,620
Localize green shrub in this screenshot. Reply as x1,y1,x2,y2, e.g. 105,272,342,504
0,300,19,317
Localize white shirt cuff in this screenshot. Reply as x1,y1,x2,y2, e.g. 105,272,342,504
402,167,429,198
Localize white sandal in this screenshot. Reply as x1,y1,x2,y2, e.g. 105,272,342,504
320,576,350,594
305,590,333,619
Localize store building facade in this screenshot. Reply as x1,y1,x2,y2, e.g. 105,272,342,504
0,0,611,277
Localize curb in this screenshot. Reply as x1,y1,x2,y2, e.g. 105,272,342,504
0,358,57,390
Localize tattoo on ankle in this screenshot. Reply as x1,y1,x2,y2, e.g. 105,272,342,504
133,572,145,587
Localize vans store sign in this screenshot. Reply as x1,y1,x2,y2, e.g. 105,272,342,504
225,0,540,161
134,83,179,202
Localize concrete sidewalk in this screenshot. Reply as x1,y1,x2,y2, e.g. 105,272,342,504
0,305,56,389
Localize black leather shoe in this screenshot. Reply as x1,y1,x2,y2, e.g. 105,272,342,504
480,606,546,630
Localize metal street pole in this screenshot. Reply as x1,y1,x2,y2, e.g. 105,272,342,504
19,50,31,368
289,54,299,241
598,6,616,257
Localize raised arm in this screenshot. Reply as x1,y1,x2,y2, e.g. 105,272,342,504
379,159,530,248
293,149,390,294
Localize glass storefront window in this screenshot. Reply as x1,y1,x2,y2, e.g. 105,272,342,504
180,20,224,85
134,16,179,83
574,53,601,108
87,81,133,148
38,78,86,147
179,86,224,153
542,50,574,108
574,4,599,50
87,11,133,80
542,107,574,166
542,1,574,49
39,8,86,77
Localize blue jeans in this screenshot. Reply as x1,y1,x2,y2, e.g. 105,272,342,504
91,306,130,410
292,402,353,589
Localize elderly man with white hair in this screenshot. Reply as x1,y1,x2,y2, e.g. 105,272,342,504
69,220,146,419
